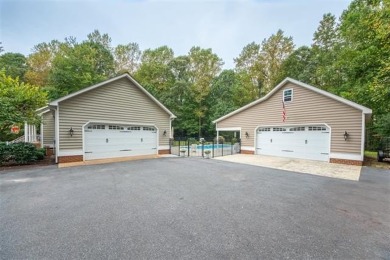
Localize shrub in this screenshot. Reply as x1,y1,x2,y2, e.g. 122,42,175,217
214,136,225,143
0,142,12,163
11,142,38,165
35,148,46,160
0,142,45,166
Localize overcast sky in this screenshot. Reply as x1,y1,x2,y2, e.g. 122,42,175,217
1,0,351,69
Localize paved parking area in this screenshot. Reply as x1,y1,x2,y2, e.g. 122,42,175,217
215,154,362,180
1,157,389,259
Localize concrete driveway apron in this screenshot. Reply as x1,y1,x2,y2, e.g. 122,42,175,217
214,154,361,181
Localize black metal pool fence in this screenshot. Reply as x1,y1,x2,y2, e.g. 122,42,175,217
170,137,241,158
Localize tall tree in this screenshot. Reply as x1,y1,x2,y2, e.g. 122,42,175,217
134,46,175,95
114,43,141,75
87,29,112,50
24,40,62,87
47,41,115,99
234,42,263,99
167,55,196,137
204,70,243,134
338,0,390,116
311,13,343,90
277,46,316,85
313,13,340,50
187,46,223,137
234,30,294,97
0,53,27,80
260,29,295,91
0,70,47,141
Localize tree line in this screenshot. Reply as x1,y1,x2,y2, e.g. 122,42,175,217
0,0,389,143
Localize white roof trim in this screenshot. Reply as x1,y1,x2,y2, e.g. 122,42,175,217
36,105,49,113
49,74,176,119
213,77,372,123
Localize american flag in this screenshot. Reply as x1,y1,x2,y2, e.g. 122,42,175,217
282,100,286,122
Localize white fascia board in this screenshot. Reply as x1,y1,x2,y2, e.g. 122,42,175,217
37,109,50,116
213,77,372,123
216,127,242,131
49,74,176,119
35,105,50,113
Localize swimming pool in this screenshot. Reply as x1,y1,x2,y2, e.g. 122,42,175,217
180,144,233,150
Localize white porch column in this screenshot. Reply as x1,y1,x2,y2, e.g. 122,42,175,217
24,122,28,142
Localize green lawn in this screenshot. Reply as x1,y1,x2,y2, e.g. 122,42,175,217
365,150,377,159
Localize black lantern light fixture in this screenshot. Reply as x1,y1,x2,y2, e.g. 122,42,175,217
343,131,349,141
245,132,249,138
163,130,167,136
69,127,74,137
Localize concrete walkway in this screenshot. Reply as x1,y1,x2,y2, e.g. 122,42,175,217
214,154,362,181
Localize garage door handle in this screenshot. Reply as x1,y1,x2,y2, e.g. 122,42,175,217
270,139,272,143
120,149,132,151
305,140,308,144
141,138,143,142
106,138,109,143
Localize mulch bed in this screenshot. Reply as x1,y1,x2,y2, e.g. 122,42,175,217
364,156,390,170
0,156,56,173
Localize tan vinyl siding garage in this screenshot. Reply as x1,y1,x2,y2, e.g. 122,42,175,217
214,78,372,165
40,73,176,164
41,111,55,147
58,77,170,151
217,82,362,154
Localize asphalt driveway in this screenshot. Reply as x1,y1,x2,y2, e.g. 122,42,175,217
1,158,389,259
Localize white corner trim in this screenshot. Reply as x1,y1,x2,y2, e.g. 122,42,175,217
360,113,365,161
40,122,43,148
213,77,372,123
330,153,362,161
58,150,83,156
55,107,59,163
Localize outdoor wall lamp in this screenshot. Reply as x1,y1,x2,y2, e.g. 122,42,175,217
69,127,74,137
343,131,349,141
245,132,249,138
163,130,167,136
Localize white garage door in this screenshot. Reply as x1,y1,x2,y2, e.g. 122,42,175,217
84,124,157,160
256,125,330,161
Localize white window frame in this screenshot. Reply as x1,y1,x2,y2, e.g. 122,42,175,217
283,89,293,103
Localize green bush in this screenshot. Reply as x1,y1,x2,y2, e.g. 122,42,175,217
0,142,45,166
0,142,12,163
36,148,46,160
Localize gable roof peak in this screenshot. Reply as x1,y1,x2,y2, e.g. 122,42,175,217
213,77,372,123
48,73,176,118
